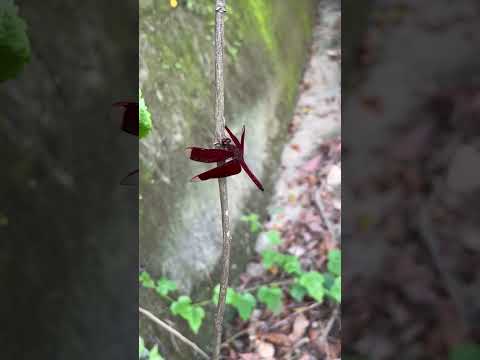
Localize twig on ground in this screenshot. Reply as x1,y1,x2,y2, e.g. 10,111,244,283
139,306,210,359
319,306,339,344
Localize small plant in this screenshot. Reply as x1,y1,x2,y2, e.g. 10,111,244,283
139,336,164,360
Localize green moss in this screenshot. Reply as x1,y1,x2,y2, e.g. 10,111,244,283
244,0,276,57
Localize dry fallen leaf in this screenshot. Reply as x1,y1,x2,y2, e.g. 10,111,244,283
262,332,292,347
256,340,275,359
290,314,310,342
239,353,260,360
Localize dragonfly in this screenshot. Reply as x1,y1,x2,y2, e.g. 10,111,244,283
113,101,139,186
185,125,264,191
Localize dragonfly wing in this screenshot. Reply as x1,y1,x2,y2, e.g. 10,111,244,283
191,159,241,182
185,147,233,163
225,126,242,148
239,159,264,191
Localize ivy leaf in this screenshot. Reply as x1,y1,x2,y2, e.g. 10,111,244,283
327,249,341,276
282,255,302,275
231,292,256,321
261,250,285,269
139,271,155,289
148,345,164,360
170,296,205,334
212,284,236,305
155,278,177,296
266,230,282,245
257,286,283,314
449,343,480,360
328,276,341,303
299,272,325,302
289,282,307,302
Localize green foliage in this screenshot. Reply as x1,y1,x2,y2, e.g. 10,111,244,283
282,255,302,275
261,250,285,269
257,286,283,314
266,230,282,245
212,285,256,321
240,213,262,233
170,296,205,334
139,336,164,360
139,89,153,139
155,278,177,296
449,344,480,360
212,284,236,306
231,292,256,321
328,276,341,303
298,271,325,302
289,282,307,302
139,271,156,289
0,0,31,82
327,248,341,276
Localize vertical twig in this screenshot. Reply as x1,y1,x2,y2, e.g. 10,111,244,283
213,1,230,360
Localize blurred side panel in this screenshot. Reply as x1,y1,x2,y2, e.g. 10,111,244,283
0,1,138,359
343,0,480,359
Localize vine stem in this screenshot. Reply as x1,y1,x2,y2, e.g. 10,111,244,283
213,1,230,360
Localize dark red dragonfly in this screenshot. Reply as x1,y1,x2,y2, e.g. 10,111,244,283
113,101,138,185
113,101,139,136
185,125,264,191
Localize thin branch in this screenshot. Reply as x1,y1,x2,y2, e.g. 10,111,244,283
213,1,230,360
138,307,210,360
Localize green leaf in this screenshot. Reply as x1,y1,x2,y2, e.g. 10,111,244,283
170,296,205,334
257,286,283,314
212,284,236,305
148,345,164,360
139,336,148,358
449,343,480,360
240,213,262,233
266,230,282,245
139,89,153,139
299,272,325,302
261,250,285,269
282,255,302,275
231,292,256,321
327,249,341,276
328,276,341,303
139,271,155,289
289,283,307,302
155,278,177,296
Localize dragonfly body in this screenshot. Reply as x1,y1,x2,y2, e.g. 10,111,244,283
185,126,264,191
